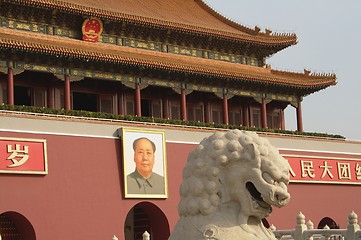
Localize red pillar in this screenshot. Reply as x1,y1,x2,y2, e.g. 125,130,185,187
162,96,169,119
222,93,229,125
7,63,14,105
204,100,209,123
180,88,187,120
135,82,141,116
297,98,303,132
64,74,71,110
242,104,250,127
118,91,124,115
47,85,55,109
261,97,267,128
280,109,285,130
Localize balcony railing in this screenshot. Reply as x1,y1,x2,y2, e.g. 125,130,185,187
0,104,345,139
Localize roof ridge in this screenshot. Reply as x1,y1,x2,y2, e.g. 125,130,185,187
271,67,336,79
6,0,297,45
195,0,259,35
196,0,297,38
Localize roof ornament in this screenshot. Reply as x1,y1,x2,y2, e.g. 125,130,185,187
82,17,103,43
304,69,311,76
265,29,272,35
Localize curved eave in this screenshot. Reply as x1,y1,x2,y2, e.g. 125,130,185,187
0,28,335,93
196,0,275,36
2,0,297,48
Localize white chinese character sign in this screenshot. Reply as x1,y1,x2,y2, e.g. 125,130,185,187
282,150,361,185
0,137,48,175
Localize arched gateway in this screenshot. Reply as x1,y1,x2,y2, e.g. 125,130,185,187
124,202,170,240
0,211,36,240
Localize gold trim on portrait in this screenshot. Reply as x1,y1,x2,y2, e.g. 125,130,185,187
120,128,168,199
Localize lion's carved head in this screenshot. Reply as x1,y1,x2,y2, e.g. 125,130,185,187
171,130,290,240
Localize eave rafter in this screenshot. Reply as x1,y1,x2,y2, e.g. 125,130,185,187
0,27,335,97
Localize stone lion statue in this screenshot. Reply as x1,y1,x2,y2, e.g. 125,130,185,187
169,129,290,240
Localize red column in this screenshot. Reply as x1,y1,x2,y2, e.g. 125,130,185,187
297,98,303,132
242,104,250,127
47,85,55,109
162,96,169,119
134,82,141,116
7,63,14,105
222,93,229,125
180,88,187,120
204,100,209,123
280,109,285,130
118,91,124,115
261,97,267,128
64,74,71,110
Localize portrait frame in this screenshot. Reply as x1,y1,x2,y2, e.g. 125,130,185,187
120,128,168,199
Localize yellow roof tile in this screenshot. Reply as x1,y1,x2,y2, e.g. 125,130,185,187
12,0,297,45
0,28,336,90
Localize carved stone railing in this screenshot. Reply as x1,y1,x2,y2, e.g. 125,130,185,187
112,231,150,240
108,213,360,240
272,212,361,240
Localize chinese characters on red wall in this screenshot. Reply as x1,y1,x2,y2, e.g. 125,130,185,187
0,137,47,174
284,154,361,184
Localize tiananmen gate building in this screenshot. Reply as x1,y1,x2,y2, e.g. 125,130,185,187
0,0,360,239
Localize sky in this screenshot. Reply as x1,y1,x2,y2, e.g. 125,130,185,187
205,0,361,141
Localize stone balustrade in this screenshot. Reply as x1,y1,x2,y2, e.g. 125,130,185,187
112,231,150,240
272,212,361,240
109,212,360,240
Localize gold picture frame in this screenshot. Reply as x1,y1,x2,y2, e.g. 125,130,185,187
120,128,168,198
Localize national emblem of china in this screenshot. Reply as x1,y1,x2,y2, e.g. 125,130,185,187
82,17,103,42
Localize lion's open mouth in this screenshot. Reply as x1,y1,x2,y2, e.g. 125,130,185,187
246,182,272,211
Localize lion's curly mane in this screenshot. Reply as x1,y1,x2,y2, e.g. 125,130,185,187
178,129,282,217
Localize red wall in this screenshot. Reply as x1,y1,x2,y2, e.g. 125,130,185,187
0,131,360,239
0,131,193,240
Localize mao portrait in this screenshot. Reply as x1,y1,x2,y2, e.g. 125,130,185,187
120,128,168,198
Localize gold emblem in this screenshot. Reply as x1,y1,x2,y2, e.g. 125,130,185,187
82,18,103,42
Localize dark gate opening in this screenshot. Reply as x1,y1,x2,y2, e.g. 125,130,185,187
14,86,31,106
141,99,151,117
0,211,36,240
124,202,170,240
73,92,97,112
318,217,339,229
125,206,151,240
